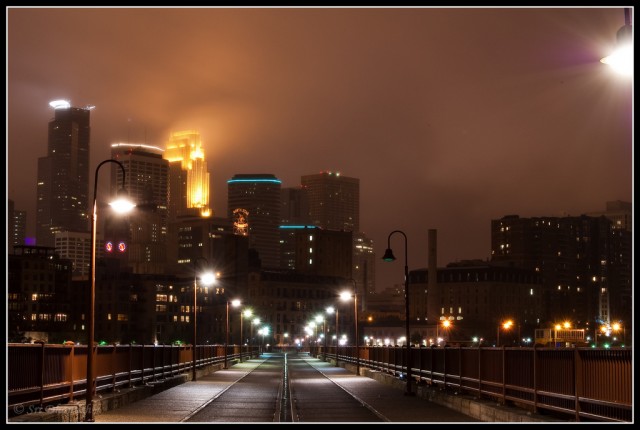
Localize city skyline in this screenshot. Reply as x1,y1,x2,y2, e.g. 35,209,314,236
7,6,633,290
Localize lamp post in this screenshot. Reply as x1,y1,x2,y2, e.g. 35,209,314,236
251,317,260,351
441,319,452,346
85,159,135,422
226,299,241,369
192,258,215,382
601,7,633,76
497,320,513,347
314,314,325,359
382,230,414,396
611,322,625,345
325,306,335,362
241,309,252,362
334,307,340,366
342,279,359,375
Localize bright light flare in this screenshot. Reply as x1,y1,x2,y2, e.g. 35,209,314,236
601,45,633,76
109,196,136,213
200,272,216,286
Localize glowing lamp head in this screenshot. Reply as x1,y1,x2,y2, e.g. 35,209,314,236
382,248,396,262
109,189,136,213
199,272,216,286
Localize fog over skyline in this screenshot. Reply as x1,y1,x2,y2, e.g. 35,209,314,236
7,6,632,290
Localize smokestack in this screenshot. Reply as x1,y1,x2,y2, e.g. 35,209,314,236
428,229,437,286
427,229,438,328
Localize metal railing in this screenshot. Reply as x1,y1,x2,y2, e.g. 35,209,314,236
9,342,631,422
315,344,632,422
7,342,258,418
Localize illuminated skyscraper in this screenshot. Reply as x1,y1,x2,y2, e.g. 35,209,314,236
301,171,359,232
228,174,282,268
110,143,169,273
300,171,375,300
36,100,92,247
163,130,211,220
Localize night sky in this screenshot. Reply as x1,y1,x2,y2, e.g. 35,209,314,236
6,6,633,291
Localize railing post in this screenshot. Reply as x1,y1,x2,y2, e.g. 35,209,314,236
128,343,133,388
501,345,506,405
574,347,581,422
443,346,447,389
458,345,462,391
38,340,45,409
477,344,482,398
161,344,165,380
170,343,174,376
112,343,117,392
430,346,434,386
69,342,75,401
533,343,538,414
140,345,145,385
152,344,156,381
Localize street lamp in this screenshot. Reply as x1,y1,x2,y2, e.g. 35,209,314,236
341,279,359,375
241,309,252,362
226,299,241,369
314,314,325,358
259,326,270,351
601,7,633,76
383,230,414,396
85,159,135,422
611,322,625,345
251,317,261,350
325,306,335,363
440,319,452,346
192,258,215,382
497,319,513,347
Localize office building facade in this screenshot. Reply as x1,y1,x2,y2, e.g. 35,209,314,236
109,143,170,273
228,174,282,269
163,130,212,220
36,101,91,247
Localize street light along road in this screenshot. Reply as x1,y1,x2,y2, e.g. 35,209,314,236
85,159,135,422
226,299,241,369
192,258,215,381
383,230,415,396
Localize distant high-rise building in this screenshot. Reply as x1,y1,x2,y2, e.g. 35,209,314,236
586,200,632,232
279,187,311,269
491,214,631,329
301,171,359,232
8,199,26,252
110,143,169,273
292,226,353,278
228,174,282,269
163,130,211,220
353,232,376,299
300,171,375,303
54,230,93,279
36,100,92,247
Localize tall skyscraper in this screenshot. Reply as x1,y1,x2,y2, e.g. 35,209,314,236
163,130,211,220
36,100,91,247
109,143,169,273
228,174,282,269
279,187,311,269
54,231,92,279
301,171,359,232
300,170,375,302
8,199,26,253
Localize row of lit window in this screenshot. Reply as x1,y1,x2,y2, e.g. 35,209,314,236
29,313,67,321
106,314,128,321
